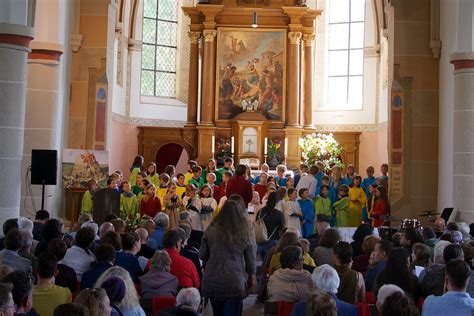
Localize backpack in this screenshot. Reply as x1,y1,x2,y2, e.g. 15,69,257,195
255,209,278,244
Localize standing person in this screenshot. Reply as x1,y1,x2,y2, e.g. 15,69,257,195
163,182,182,230
184,160,197,185
202,159,220,185
226,164,253,207
274,165,288,188
361,166,376,196
254,172,268,202
285,188,302,233
120,181,138,220
182,185,202,231
342,164,356,186
296,165,318,199
348,176,367,227
334,185,350,227
199,184,217,231
298,188,315,238
217,158,234,184
380,163,389,185
140,183,162,218
207,172,222,202
371,186,390,227
146,162,160,187
129,155,144,189
314,185,332,222
189,166,204,190
199,200,256,316
293,163,309,187
315,161,326,195
328,165,343,205
81,180,98,214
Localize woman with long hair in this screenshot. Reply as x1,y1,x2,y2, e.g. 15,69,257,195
371,185,390,227
199,199,256,316
350,223,374,257
129,155,144,187
348,175,367,227
74,288,112,316
373,247,421,303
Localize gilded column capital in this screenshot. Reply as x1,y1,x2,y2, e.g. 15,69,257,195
288,32,302,45
302,33,315,47
188,31,201,44
203,30,217,43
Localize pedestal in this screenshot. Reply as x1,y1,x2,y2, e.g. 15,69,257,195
284,127,303,169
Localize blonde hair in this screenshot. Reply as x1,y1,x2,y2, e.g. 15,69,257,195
74,288,109,316
94,266,139,309
362,235,380,255
306,290,337,316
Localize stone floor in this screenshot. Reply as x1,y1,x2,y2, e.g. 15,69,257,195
203,294,265,316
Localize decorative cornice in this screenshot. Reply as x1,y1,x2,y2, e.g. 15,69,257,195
188,31,201,44
288,31,302,45
112,112,186,128
302,33,315,46
202,30,217,43
313,121,388,132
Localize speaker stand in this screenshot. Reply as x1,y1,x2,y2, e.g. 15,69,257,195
41,182,46,210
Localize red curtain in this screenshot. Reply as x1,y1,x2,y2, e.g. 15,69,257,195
155,143,183,173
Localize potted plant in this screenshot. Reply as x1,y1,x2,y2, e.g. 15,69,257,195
215,137,231,167
298,133,344,172
267,139,283,168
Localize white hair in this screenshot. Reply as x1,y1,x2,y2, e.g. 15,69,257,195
17,217,34,233
377,284,404,306
434,240,451,264
154,212,169,229
312,264,340,294
176,288,201,311
81,221,99,237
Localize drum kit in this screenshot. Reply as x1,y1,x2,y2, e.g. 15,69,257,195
376,210,440,240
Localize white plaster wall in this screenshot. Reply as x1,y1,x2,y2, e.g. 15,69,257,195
438,0,458,210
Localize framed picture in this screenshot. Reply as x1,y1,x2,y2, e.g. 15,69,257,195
62,149,109,189
215,27,286,122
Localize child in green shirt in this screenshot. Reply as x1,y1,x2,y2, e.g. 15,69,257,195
334,184,350,227
120,181,138,220
189,166,204,190
81,180,98,213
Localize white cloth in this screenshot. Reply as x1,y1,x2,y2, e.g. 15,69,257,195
61,246,96,281
296,173,317,199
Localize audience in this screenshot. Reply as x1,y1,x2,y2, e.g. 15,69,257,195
0,229,32,274
267,246,315,302
0,219,19,251
115,233,143,283
139,250,178,298
350,223,374,258
158,287,201,316
0,283,15,316
53,303,89,316
176,225,202,279
333,241,365,304
61,227,96,281
434,217,446,238
352,235,379,273
18,229,37,269
305,291,337,316
376,284,404,312
150,213,169,250
422,259,474,315
47,238,78,293
381,291,420,316
35,218,62,256
307,214,330,252
33,210,49,243
411,242,431,277
312,228,341,266
33,252,72,316
135,227,155,259
74,288,112,316
81,244,115,289
365,239,393,291
2,270,36,316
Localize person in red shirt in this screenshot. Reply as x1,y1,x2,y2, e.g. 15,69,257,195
226,164,253,207
218,171,232,203
163,229,200,289
254,172,268,202
140,183,161,217
207,172,221,202
371,185,390,227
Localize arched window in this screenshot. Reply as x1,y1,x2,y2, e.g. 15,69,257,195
326,0,365,109
141,0,178,97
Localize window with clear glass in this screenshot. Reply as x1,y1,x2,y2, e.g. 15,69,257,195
326,0,365,109
141,0,178,98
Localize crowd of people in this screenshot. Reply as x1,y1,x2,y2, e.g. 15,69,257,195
0,155,472,316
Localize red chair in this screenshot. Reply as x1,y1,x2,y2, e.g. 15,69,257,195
277,301,296,316
417,297,425,309
152,296,176,316
356,302,371,316
365,291,376,304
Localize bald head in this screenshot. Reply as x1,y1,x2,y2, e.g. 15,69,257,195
434,217,446,233
99,222,114,237
135,228,148,243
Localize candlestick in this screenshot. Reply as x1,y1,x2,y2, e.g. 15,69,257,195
231,136,235,154
284,137,288,156
211,135,215,154
264,137,268,155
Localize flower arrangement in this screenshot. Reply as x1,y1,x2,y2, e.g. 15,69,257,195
298,133,344,170
267,139,282,157
123,212,142,232
215,137,231,159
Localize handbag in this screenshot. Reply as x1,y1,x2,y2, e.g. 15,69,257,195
255,210,278,244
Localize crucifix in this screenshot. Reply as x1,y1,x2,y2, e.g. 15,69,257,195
246,137,254,153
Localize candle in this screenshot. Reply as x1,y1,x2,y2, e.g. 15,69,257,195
231,136,235,154
284,138,288,156
264,137,268,155
211,135,215,154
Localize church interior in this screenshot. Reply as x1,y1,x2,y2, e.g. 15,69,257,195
1,0,474,314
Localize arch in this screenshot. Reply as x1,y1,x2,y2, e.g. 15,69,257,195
155,142,189,173
129,0,140,40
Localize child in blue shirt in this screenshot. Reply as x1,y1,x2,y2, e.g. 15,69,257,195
298,188,315,238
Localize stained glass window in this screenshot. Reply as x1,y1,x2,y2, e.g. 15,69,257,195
327,0,365,109
141,0,178,97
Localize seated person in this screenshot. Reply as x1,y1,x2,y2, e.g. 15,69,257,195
158,288,201,316
53,303,89,316
139,250,178,298
291,264,359,316
115,233,143,283
352,235,380,274
61,227,96,281
74,288,112,315
2,270,37,316
177,224,202,279
0,229,32,274
0,283,15,316
267,246,315,302
135,228,156,259
365,240,393,291
150,213,169,250
33,252,72,316
47,238,78,293
307,214,330,253
422,259,474,315
333,241,366,304
81,244,115,289
376,284,404,312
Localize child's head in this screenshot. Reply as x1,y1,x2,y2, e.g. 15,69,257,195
140,179,150,190
159,173,170,185
206,172,216,184
288,188,298,200
147,162,157,175
146,183,156,196
121,181,131,193
107,177,117,189
332,165,341,177
299,163,309,173
259,172,268,184
222,171,233,183
267,176,276,184
366,165,375,177
88,180,98,192
207,159,216,170
321,175,330,186
261,163,269,173
376,185,387,200
346,164,355,176
187,160,197,172
114,170,123,181
111,173,121,186
267,184,277,194
351,175,362,187
368,183,378,195
167,182,176,194
252,191,260,203
176,173,185,185
298,238,310,254
316,161,325,173
136,171,147,186
200,184,212,198
299,188,309,199
277,187,287,200
380,163,388,175
286,177,294,188
186,184,197,197
224,157,234,168
338,185,349,197
192,166,202,177
164,165,175,178
276,164,286,176
320,184,329,198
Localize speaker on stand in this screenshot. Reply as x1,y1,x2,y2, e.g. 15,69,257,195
31,149,58,210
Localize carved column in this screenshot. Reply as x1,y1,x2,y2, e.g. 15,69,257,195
187,31,201,126
287,31,302,127
200,29,217,125
303,32,315,128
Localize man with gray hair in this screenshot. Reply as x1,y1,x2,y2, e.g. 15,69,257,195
150,213,169,250
290,264,358,316
179,211,203,249
18,229,36,267
176,225,202,279
158,287,201,315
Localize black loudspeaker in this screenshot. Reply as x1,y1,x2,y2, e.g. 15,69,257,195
31,149,58,185
440,207,454,223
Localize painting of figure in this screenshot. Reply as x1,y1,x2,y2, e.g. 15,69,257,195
216,28,286,121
